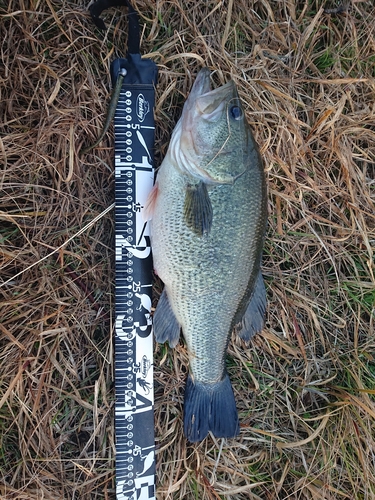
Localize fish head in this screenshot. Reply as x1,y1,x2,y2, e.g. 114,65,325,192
176,68,250,183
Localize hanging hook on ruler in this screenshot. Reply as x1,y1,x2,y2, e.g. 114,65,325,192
82,0,158,154
84,2,158,499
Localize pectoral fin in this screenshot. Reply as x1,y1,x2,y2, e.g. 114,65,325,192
143,182,158,221
236,273,267,341
184,181,213,236
153,288,181,348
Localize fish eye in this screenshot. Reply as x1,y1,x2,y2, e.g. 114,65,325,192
229,105,243,120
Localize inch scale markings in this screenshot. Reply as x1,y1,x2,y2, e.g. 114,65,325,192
114,85,156,500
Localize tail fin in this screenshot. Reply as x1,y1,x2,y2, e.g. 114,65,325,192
183,373,239,442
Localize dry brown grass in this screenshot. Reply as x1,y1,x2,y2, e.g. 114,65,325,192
1,0,375,499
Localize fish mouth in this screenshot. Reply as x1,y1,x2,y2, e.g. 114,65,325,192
186,68,237,119
188,67,212,97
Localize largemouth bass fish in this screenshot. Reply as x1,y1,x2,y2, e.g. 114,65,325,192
148,68,267,442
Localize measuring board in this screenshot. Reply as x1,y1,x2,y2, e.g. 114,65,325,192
114,78,156,500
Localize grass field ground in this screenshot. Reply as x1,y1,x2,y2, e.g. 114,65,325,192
1,1,374,498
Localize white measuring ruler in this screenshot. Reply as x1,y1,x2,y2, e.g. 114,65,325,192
114,76,156,500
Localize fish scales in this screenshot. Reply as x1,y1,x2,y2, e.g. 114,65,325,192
149,68,267,441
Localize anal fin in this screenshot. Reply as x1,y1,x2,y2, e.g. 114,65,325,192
153,288,181,347
184,181,213,236
237,272,267,341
